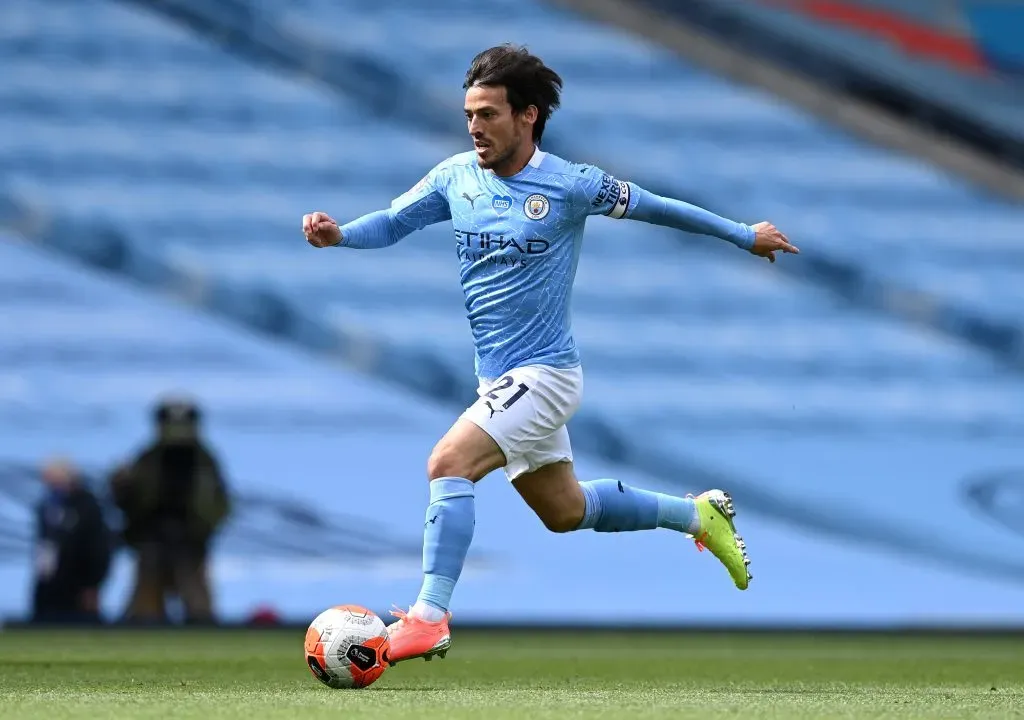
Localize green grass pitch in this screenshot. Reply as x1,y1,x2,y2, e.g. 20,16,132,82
1,628,1022,719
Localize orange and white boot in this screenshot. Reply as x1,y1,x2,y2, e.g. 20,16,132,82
385,607,452,666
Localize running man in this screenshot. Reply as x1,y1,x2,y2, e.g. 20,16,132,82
302,44,798,666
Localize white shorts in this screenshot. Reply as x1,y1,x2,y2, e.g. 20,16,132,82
461,364,583,481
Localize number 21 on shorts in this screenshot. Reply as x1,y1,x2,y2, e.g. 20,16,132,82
483,375,530,414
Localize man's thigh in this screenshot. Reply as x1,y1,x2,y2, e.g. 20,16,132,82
458,364,582,481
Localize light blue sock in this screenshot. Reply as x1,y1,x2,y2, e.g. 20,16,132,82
577,478,698,534
416,477,475,613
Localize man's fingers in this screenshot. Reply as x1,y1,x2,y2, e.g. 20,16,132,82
309,211,331,233
772,230,799,254
764,231,798,255
306,213,319,234
751,222,797,260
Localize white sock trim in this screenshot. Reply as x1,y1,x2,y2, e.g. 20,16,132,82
410,601,446,622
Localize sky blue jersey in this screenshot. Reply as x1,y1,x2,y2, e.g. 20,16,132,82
339,149,755,379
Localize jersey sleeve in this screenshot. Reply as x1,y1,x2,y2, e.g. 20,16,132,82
340,163,453,249
570,164,638,220
568,163,754,249
389,162,453,231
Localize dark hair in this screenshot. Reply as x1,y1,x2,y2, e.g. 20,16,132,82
155,398,200,426
464,44,563,142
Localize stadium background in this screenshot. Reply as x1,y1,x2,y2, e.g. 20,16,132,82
1,0,1023,631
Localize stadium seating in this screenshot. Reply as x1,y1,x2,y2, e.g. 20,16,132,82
627,0,1024,157
3,0,1022,428
2,0,1024,617
755,0,1024,77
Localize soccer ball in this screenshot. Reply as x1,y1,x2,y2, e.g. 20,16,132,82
304,605,391,689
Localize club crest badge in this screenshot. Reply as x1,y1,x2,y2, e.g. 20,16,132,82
524,194,550,220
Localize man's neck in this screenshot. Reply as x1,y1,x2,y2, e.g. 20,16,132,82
492,144,538,177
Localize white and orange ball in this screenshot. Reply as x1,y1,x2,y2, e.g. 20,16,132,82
304,605,391,689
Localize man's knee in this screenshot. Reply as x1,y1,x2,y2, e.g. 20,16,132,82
427,445,500,483
427,445,466,481
539,507,583,534
512,461,585,533
426,421,505,482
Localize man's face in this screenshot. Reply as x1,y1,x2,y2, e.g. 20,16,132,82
159,420,198,444
41,460,76,492
464,84,535,170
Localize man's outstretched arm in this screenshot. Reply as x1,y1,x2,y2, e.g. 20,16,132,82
303,208,418,249
578,166,798,263
303,166,453,249
628,186,798,263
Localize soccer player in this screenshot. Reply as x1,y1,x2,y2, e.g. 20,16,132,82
302,44,798,665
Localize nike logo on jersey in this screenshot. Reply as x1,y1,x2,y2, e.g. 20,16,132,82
462,192,483,208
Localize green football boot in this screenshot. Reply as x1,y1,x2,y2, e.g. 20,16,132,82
691,490,752,590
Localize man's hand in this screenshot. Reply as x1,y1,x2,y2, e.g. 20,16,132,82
750,222,798,263
302,212,342,248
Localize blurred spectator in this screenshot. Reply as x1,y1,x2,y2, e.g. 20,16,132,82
111,397,230,625
31,459,112,624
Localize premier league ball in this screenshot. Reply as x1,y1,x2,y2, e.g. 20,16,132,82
304,605,391,689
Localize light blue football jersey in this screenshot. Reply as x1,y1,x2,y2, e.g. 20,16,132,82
387,149,636,379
